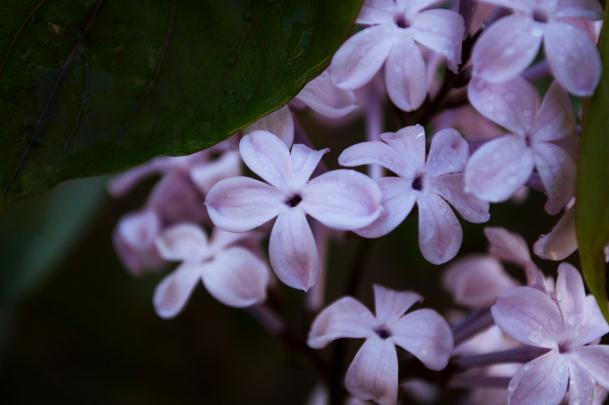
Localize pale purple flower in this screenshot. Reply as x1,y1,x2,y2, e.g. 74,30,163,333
112,209,164,275
308,285,453,405
153,223,269,318
205,131,382,291
534,203,578,261
472,0,602,96
492,263,609,405
292,70,359,119
339,125,489,264
109,142,241,274
330,0,464,111
466,79,577,214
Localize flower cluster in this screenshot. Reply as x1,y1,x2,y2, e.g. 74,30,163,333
109,0,608,403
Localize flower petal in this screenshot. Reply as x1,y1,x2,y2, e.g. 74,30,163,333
417,192,462,265
555,0,603,19
345,337,398,405
411,9,464,67
425,128,470,176
339,140,409,177
290,144,329,190
492,286,563,348
189,151,241,194
485,227,533,267
384,35,427,111
430,174,490,223
355,177,417,238
443,255,517,308
113,210,163,274
534,205,577,261
507,353,569,405
295,71,358,118
556,263,587,329
475,0,534,12
307,297,376,349
239,130,292,189
331,25,396,90
153,264,203,319
357,0,395,25
468,76,540,134
149,172,205,224
472,15,542,83
544,22,601,96
155,223,209,262
533,141,577,215
269,208,320,291
302,170,381,231
390,309,453,370
373,284,422,324
572,346,609,390
568,361,596,405
205,177,283,232
380,125,427,174
201,247,269,308
464,135,535,202
571,296,609,347
531,81,576,143
244,106,294,147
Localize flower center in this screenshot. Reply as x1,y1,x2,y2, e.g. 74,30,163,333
532,10,548,23
411,174,424,191
286,194,302,208
558,343,571,354
375,326,392,339
394,14,410,29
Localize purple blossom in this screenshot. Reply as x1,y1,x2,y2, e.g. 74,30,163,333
308,285,453,404
205,131,382,291
466,79,577,213
339,125,489,264
330,0,464,111
153,223,269,318
472,0,602,96
492,263,609,405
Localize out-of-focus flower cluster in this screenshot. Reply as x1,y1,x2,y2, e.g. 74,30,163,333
108,0,608,403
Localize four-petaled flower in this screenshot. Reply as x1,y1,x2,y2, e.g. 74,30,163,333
472,0,602,96
153,223,270,319
308,285,453,405
331,0,464,111
339,125,489,264
492,263,609,405
205,131,382,291
466,79,577,214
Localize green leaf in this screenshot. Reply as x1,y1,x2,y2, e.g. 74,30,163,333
0,176,106,309
576,8,609,320
0,0,361,205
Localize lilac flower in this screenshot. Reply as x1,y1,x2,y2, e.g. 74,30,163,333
112,209,164,275
292,70,358,119
492,263,609,405
109,142,241,274
339,125,489,264
534,203,577,261
308,285,453,405
153,224,270,318
330,0,464,111
466,79,577,213
205,131,382,291
472,0,602,96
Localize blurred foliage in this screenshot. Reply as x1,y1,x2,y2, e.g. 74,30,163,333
0,0,361,206
0,176,105,310
576,7,609,320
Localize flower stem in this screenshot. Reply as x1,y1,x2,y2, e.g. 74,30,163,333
449,375,511,389
452,308,495,346
454,346,549,369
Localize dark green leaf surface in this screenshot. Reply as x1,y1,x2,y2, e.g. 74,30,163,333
576,7,609,319
0,176,105,309
0,0,361,205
